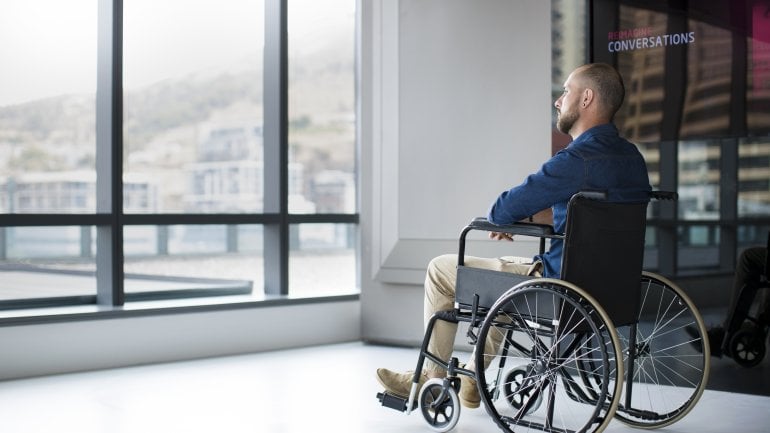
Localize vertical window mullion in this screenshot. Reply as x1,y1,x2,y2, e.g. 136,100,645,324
95,0,124,306
720,138,738,270
263,0,289,296
658,141,678,276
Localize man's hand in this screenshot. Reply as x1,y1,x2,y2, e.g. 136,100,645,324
489,232,514,241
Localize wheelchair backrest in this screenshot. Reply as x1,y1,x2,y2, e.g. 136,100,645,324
560,194,648,327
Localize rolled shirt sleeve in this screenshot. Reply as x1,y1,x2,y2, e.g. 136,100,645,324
487,150,583,225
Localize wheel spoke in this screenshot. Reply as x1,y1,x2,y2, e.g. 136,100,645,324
615,273,709,428
475,281,622,433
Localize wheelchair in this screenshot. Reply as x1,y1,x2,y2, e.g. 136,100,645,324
721,233,770,368
377,191,711,433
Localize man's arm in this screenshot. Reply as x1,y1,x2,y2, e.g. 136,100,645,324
531,208,553,225
487,150,582,225
488,208,554,241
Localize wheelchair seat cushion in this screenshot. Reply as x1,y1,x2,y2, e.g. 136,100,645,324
455,265,533,309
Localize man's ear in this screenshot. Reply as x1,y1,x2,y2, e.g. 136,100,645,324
582,88,594,107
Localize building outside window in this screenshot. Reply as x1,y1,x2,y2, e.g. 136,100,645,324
0,0,358,309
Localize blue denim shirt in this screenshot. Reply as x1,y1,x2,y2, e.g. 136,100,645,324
487,123,651,278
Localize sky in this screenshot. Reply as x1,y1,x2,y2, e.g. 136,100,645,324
0,0,354,106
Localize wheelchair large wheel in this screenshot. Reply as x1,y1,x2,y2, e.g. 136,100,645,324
474,279,623,433
613,272,710,429
502,366,543,414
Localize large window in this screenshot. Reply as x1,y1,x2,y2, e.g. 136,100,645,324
570,0,770,276
0,1,97,214
123,0,265,214
0,0,358,311
287,0,356,215
286,1,356,296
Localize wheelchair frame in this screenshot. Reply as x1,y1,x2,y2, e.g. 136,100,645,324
377,191,711,433
721,232,770,367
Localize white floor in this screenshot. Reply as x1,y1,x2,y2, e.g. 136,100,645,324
0,342,768,433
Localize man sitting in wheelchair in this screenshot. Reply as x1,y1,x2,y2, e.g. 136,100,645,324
376,63,652,407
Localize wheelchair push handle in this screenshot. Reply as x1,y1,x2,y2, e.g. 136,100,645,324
572,190,607,201
651,191,678,201
574,190,678,202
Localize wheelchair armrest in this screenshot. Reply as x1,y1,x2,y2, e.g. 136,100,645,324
467,217,555,238
458,218,558,267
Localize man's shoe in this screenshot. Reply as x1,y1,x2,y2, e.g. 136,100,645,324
376,368,428,399
459,374,480,409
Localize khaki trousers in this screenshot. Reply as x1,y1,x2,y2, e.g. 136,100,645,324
423,254,542,373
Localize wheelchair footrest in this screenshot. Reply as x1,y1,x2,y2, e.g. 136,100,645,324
376,391,416,412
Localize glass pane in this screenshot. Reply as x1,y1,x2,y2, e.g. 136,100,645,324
123,0,265,213
123,225,263,299
612,5,668,143
602,4,753,141
288,0,356,214
747,3,770,135
0,0,97,214
677,224,719,270
551,0,588,113
679,18,732,139
637,141,662,216
678,140,720,220
738,224,770,250
738,137,770,217
0,226,96,303
289,223,357,296
637,142,660,190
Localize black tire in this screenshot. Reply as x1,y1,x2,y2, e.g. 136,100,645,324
613,272,710,429
419,378,461,432
730,328,766,368
474,279,623,433
502,366,543,414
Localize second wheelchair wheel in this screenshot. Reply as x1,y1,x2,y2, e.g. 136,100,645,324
730,328,766,368
502,366,542,415
613,272,710,429
419,378,460,432
474,279,623,433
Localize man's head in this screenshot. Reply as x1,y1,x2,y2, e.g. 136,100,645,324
554,63,625,138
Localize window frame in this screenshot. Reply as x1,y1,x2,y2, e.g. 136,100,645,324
0,0,360,313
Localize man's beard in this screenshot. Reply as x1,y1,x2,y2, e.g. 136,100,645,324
556,108,578,135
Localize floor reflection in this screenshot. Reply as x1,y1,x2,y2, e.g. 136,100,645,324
698,308,770,396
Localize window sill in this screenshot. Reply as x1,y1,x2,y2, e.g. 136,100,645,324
0,292,360,327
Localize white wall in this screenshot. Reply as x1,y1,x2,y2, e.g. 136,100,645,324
0,0,554,380
360,0,552,347
0,301,360,380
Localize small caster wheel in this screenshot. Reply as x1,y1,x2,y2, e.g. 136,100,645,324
503,367,543,414
419,378,461,432
730,329,765,368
